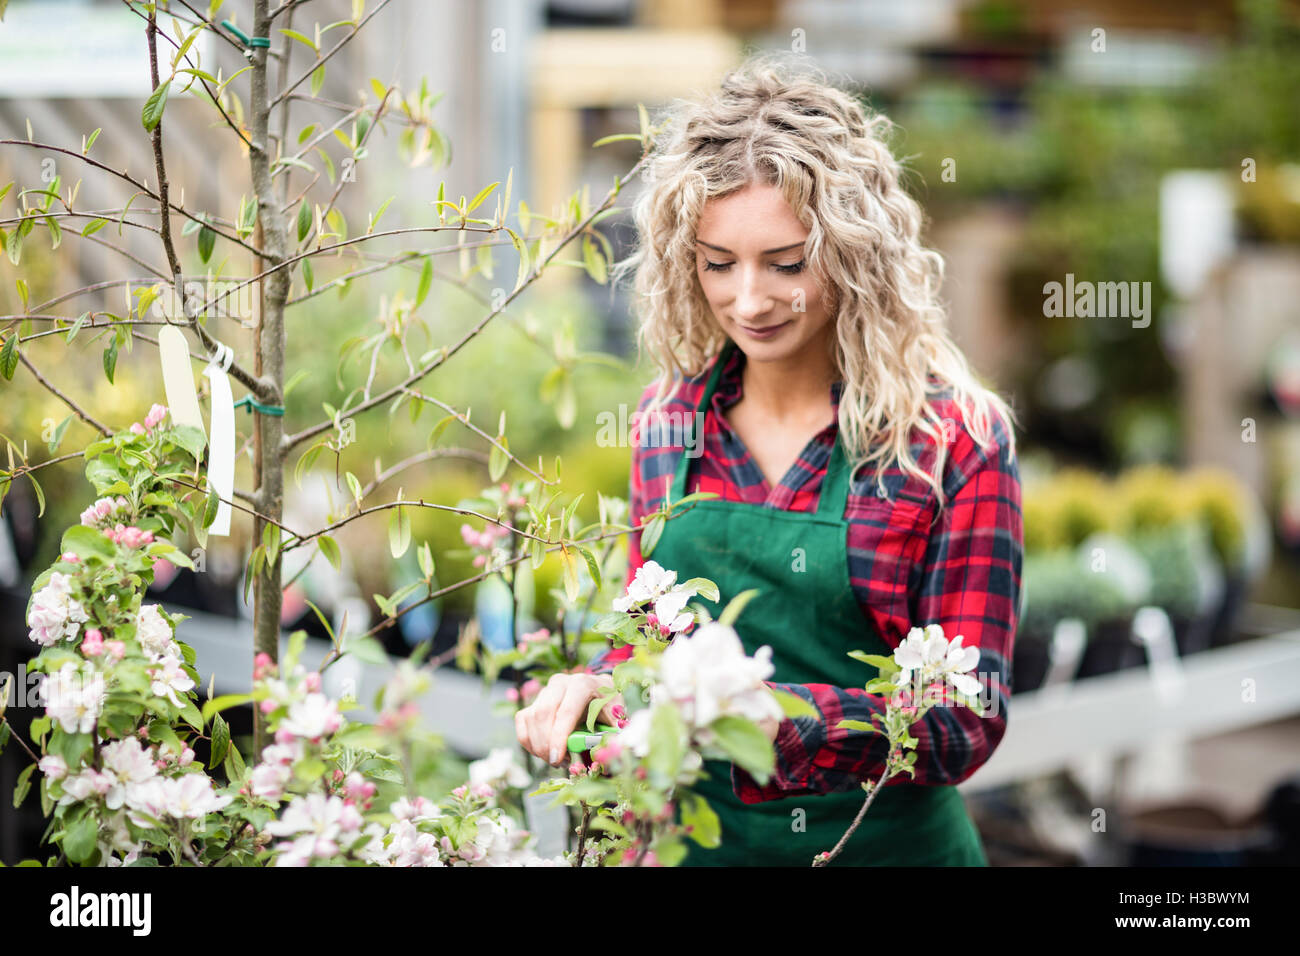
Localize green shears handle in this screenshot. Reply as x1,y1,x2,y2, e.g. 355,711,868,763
567,723,619,754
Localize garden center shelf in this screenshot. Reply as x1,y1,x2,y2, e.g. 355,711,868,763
962,603,1300,793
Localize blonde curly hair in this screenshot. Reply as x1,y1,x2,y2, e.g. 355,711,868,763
610,53,1018,512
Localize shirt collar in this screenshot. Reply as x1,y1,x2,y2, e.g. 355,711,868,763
712,344,844,422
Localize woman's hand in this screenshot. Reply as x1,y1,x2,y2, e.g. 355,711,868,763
756,685,783,742
515,672,624,768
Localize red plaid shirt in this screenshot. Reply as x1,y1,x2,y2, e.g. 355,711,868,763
587,345,1024,801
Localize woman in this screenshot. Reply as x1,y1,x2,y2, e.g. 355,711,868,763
515,56,1024,866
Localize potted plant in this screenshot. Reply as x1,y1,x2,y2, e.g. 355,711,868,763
1129,522,1222,656
1073,533,1151,679
1183,468,1272,647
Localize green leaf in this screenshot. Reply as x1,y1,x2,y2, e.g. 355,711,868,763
0,333,17,380
560,547,580,604
416,541,435,578
81,217,108,238
647,704,687,783
388,502,411,559
718,588,760,628
208,713,230,769
63,811,97,862
65,312,88,343
197,222,215,263
582,233,607,284
680,792,721,847
772,689,818,719
179,699,204,732
342,634,389,666
142,80,171,131
102,338,118,384
310,64,325,97
46,414,72,453
414,256,433,307
201,693,254,724
60,524,116,560
317,534,341,570
301,257,314,292
488,437,509,482
466,180,499,213
202,484,220,528
836,719,877,733
13,763,34,809
847,651,900,675
171,424,208,463
679,577,719,604
711,715,774,783
576,545,602,592
639,514,665,557
296,200,311,242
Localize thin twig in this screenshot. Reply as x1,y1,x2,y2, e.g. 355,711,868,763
14,350,112,436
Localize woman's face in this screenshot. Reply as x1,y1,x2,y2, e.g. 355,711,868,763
694,181,835,368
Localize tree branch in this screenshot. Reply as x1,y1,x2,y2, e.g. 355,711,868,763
13,349,112,436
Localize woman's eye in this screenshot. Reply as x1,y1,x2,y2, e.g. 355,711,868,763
701,259,806,274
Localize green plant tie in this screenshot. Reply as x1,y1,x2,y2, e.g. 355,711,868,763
221,20,271,49
232,395,284,416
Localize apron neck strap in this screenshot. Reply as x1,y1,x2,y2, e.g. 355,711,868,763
669,340,851,519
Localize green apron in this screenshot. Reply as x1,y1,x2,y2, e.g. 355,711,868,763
656,340,988,867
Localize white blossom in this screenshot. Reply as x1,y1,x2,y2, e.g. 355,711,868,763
612,560,678,612
149,654,195,707
136,604,176,660
279,693,342,740
654,622,782,729
40,663,105,734
27,572,88,647
468,747,530,791
892,624,982,698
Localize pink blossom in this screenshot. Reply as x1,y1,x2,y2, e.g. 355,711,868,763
179,747,195,767
303,672,321,692
520,678,541,703
452,786,467,799
519,627,551,646
144,403,168,430
105,640,126,660
254,652,275,681
472,554,487,567
130,422,146,435
117,526,151,549
505,687,519,702
81,628,104,657
61,552,80,564
260,699,277,715
470,783,495,799
592,741,622,764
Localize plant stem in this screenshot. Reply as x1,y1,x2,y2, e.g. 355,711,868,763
813,765,894,867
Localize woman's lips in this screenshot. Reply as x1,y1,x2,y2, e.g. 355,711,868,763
738,320,791,339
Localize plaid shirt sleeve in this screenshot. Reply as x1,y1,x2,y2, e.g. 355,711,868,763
731,405,1023,802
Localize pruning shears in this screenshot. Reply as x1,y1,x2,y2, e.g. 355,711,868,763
567,723,618,754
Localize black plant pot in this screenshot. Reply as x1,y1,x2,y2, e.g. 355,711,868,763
1012,636,1052,694
1170,611,1214,657
1076,616,1143,680
1124,803,1273,866
1209,569,1249,648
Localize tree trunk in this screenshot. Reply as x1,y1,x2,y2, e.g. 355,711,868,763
248,0,289,753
